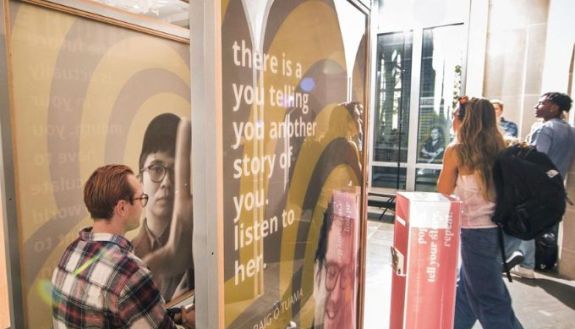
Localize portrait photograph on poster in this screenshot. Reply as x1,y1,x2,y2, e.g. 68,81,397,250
313,189,360,329
133,113,195,303
4,2,193,327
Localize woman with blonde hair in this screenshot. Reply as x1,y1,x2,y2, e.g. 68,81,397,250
438,98,523,329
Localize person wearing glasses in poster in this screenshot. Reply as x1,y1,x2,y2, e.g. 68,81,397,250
132,113,195,304
313,201,355,329
51,164,195,328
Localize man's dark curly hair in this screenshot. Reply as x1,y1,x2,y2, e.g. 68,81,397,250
542,92,572,113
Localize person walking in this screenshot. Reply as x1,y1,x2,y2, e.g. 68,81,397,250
507,92,575,278
438,98,523,329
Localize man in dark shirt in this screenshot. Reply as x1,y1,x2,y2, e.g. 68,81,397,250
491,99,518,137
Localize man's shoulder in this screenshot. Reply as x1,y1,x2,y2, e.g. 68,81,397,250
540,118,574,136
52,240,144,310
501,117,518,126
83,245,154,305
108,245,151,284
59,238,150,291
542,118,566,128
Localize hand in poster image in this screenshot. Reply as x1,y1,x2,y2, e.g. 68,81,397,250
132,114,194,302
342,102,364,156
314,198,357,329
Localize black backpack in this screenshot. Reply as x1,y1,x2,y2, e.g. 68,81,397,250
492,144,567,281
492,144,567,240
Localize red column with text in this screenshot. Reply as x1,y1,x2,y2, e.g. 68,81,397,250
389,192,461,329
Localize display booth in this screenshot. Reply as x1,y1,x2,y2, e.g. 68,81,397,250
1,0,371,328
190,1,371,328
0,0,191,327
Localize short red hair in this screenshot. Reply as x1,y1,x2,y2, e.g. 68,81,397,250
84,164,135,220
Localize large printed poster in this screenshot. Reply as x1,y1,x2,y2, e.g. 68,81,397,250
8,2,191,327
221,1,368,328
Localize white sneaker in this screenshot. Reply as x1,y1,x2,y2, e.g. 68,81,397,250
503,251,524,271
511,266,536,279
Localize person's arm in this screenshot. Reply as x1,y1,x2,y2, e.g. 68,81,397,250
420,140,434,158
437,145,459,195
169,307,196,329
143,118,194,277
118,266,177,329
180,307,196,328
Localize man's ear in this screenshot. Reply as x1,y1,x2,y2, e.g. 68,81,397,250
114,200,127,217
550,102,562,116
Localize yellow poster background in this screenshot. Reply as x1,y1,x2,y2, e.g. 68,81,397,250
8,2,190,327
221,1,368,328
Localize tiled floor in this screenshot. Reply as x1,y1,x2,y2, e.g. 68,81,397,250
363,215,575,329
363,217,393,328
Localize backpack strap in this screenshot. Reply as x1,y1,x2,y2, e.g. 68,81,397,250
499,225,513,282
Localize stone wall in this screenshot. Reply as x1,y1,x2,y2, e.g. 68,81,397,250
482,0,549,140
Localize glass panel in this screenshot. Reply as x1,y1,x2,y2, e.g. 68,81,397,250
371,166,407,190
373,32,412,163
376,0,468,32
417,25,465,165
90,0,189,28
415,168,441,191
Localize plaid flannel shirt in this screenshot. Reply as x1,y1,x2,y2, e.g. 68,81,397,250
52,228,177,328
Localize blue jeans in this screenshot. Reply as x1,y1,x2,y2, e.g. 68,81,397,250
504,235,535,269
504,224,559,270
455,228,523,329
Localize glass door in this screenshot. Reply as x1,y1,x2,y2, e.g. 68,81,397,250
371,31,412,190
370,24,466,192
414,24,466,191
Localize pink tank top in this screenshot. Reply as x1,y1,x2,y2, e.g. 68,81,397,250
454,174,497,229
